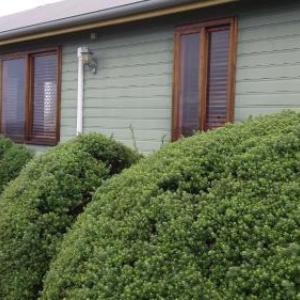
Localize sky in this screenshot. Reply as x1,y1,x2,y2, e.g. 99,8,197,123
0,0,62,17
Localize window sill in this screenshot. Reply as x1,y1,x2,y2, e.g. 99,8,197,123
24,139,59,146
6,137,58,147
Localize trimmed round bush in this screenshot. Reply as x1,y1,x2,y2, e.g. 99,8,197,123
0,133,140,300
42,112,300,300
0,136,33,192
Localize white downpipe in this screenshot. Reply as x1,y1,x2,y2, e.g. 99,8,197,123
77,47,97,135
77,47,85,135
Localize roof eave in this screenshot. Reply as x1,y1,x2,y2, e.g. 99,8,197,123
0,0,238,46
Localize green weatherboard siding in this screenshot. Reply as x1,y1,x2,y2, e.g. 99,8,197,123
1,1,300,153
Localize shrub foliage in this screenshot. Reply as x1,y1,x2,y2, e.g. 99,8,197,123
42,112,300,300
0,133,139,300
0,136,33,192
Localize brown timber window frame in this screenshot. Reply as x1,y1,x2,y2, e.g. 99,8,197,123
172,17,238,140
0,47,62,145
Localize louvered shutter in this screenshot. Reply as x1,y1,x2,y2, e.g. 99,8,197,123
31,52,57,142
1,58,26,141
205,26,230,130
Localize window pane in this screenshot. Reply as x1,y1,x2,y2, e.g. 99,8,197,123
1,58,26,140
179,33,200,137
206,27,230,130
32,53,57,141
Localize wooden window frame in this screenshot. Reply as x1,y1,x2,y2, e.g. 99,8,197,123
172,17,238,141
0,47,62,146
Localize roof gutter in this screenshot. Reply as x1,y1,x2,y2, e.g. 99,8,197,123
0,0,238,46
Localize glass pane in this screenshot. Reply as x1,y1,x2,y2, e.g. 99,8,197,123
206,27,230,130
1,58,26,140
32,53,57,141
179,33,200,137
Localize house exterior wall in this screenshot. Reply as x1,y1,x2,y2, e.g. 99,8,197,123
236,1,300,121
59,1,300,153
60,23,175,153
1,1,300,153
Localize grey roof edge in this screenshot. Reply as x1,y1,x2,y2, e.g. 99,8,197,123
0,0,200,41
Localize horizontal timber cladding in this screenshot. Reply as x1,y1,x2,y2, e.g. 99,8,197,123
60,23,176,153
59,0,300,153
58,7,240,153
235,0,300,121
1,1,300,153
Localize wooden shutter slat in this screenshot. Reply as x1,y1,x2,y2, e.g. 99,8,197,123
205,27,230,130
31,53,57,141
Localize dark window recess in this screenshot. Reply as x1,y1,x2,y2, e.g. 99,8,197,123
1,58,26,141
179,33,200,137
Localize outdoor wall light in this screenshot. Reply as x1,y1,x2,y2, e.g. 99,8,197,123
78,46,97,74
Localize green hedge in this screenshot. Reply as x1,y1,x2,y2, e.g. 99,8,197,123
0,133,140,300
42,112,300,300
0,136,33,192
